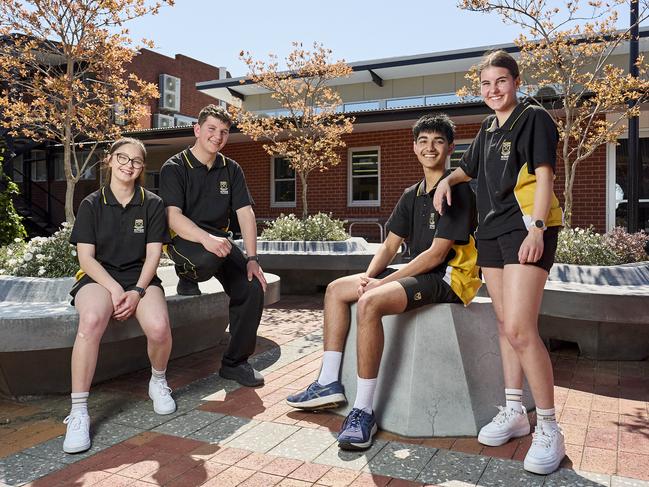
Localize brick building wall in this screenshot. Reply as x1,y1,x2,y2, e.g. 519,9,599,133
127,49,224,126
224,122,608,236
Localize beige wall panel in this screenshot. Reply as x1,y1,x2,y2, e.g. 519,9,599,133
364,80,394,100
423,73,455,94
336,83,365,102
392,77,425,97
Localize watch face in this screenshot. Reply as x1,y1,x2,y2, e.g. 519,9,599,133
534,220,545,228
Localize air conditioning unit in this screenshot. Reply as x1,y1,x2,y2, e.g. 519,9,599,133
173,114,197,127
159,74,181,113
153,113,175,128
534,83,564,98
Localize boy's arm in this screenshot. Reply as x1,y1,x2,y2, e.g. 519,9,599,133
364,232,404,278
376,237,454,285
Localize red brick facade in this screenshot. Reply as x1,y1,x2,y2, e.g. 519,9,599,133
224,123,608,235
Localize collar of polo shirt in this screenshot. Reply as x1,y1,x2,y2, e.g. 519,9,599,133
101,185,145,207
182,149,228,169
416,168,453,196
486,102,530,133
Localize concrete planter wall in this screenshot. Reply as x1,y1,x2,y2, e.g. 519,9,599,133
238,237,386,294
540,261,649,360
0,268,280,398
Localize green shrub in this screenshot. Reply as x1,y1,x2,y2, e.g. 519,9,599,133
0,223,78,277
0,157,27,247
555,227,649,266
261,213,348,241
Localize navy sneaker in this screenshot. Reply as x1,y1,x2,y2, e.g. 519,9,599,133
286,381,347,410
337,407,377,451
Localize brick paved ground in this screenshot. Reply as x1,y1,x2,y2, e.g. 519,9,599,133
1,294,648,486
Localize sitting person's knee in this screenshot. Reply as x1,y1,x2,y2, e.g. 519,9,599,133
146,323,172,345
77,312,109,341
357,293,381,320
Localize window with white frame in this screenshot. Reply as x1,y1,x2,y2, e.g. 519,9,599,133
449,140,472,169
25,150,47,182
348,147,380,206
271,156,296,207
11,154,23,182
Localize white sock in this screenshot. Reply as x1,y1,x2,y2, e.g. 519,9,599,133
151,367,166,382
536,407,559,431
317,351,342,385
505,388,523,413
70,392,89,415
352,377,377,414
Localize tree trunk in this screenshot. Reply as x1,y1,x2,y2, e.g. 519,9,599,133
299,172,308,220
65,177,76,223
64,59,76,223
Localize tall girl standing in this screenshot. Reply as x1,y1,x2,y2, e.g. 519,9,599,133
434,50,565,475
64,138,176,454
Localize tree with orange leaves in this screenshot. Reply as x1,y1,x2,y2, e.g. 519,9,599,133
234,42,355,220
0,0,173,222
458,0,649,226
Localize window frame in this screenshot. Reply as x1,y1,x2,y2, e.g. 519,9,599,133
347,146,381,208
270,155,297,208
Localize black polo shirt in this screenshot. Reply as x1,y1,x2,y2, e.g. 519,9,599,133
459,102,563,239
70,185,169,273
386,171,476,269
158,149,253,235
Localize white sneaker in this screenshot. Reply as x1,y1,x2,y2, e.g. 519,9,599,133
63,412,91,453
524,424,566,475
149,378,176,415
478,406,530,446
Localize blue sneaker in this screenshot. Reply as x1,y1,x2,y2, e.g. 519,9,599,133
286,381,347,410
337,408,377,451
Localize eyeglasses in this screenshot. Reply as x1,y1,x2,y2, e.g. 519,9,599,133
114,152,145,169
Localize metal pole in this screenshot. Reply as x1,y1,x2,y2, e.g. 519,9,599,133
627,0,640,233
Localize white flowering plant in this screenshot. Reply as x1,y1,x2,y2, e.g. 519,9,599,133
0,223,79,277
261,213,348,241
555,227,649,266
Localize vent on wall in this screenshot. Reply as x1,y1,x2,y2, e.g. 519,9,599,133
159,74,181,113
153,113,175,128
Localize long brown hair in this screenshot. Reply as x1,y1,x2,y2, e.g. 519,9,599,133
477,50,520,80
102,137,147,185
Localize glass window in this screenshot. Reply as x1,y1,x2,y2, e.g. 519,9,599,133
54,151,98,181
146,171,160,194
271,156,296,207
615,137,649,231
11,154,23,182
349,148,380,206
386,97,425,109
343,101,381,113
449,143,471,169
25,150,47,182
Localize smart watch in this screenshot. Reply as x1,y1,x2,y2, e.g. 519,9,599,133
246,255,259,263
133,286,146,297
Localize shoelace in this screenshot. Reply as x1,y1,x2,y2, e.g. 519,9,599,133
492,405,515,425
153,380,172,397
346,409,365,431
531,426,555,449
63,414,87,431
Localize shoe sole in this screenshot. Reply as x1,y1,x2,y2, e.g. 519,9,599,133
149,392,177,415
219,370,264,387
478,423,531,447
524,453,564,475
338,423,378,451
286,393,347,410
63,441,91,454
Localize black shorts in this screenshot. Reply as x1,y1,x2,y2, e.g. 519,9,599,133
476,226,560,272
69,268,163,306
377,268,462,311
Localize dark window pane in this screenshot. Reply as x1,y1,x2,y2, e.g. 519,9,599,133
275,180,295,202
450,143,470,168
352,176,378,201
351,150,379,177
615,137,649,230
274,157,295,179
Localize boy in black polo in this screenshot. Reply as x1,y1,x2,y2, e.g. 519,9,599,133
159,105,267,387
286,113,481,451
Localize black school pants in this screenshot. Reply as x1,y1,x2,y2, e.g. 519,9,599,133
167,236,264,367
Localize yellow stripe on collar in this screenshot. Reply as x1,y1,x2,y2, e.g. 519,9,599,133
182,150,194,168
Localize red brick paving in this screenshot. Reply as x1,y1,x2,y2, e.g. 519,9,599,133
4,294,649,484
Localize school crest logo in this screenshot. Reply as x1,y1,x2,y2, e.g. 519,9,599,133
501,141,511,160
429,213,436,230
133,219,144,234
219,181,229,195
414,292,422,301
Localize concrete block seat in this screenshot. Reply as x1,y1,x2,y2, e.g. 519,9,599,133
0,267,280,397
339,297,534,438
540,262,649,360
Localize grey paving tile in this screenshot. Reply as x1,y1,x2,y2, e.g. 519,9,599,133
544,468,611,486
0,451,64,486
21,436,110,465
611,476,649,487
189,415,258,444
106,399,182,429
92,420,143,445
418,449,488,485
477,458,544,486
226,421,300,453
313,439,388,471
362,441,436,481
268,428,336,461
153,409,224,437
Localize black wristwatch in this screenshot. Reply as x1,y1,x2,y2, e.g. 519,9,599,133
531,219,547,231
246,255,259,263
132,286,146,297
